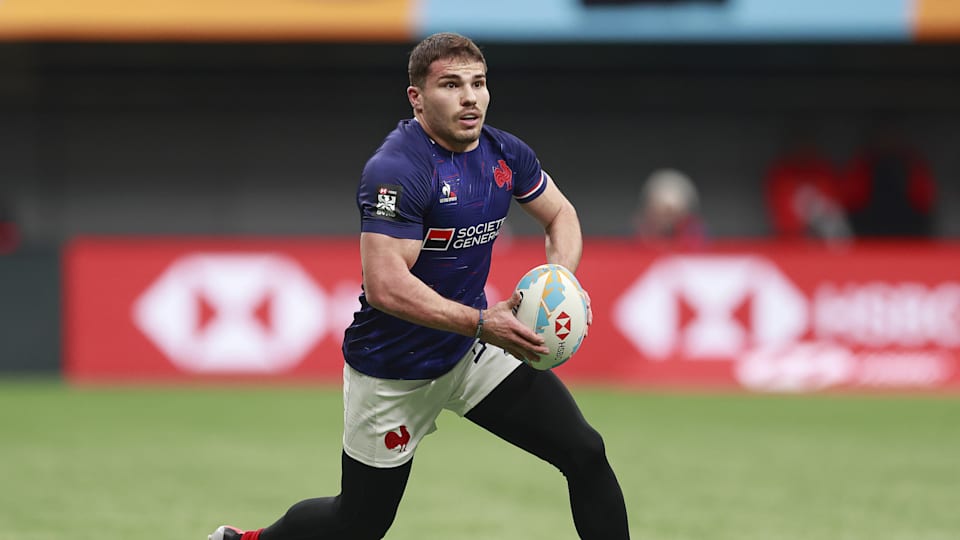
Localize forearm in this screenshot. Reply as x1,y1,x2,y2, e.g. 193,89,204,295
369,270,548,362
365,270,481,338
544,200,583,272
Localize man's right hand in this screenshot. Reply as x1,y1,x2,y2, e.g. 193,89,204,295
478,291,549,364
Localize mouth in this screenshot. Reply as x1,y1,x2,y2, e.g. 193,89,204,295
458,112,482,128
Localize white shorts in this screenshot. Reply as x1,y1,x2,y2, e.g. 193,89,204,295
342,340,521,468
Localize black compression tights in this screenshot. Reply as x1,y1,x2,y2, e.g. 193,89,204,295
259,365,630,540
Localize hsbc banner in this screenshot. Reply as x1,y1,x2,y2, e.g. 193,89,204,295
65,238,960,392
65,238,360,383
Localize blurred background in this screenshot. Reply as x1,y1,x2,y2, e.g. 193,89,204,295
1,0,959,392
3,3,960,540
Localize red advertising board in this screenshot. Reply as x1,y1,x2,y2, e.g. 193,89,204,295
65,237,960,392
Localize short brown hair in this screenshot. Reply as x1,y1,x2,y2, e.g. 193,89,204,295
408,32,486,88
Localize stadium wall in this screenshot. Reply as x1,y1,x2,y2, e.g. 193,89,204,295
0,248,61,373
62,237,960,393
2,41,959,383
0,42,959,247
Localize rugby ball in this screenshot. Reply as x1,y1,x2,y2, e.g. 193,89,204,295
513,264,588,370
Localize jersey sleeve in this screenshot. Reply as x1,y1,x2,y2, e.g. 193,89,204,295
357,150,432,240
506,136,548,204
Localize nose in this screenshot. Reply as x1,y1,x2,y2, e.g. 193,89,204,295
461,86,477,105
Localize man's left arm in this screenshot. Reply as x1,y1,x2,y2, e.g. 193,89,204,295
521,172,583,272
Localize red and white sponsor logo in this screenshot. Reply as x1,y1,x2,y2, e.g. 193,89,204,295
422,218,505,251
65,237,960,392
134,254,328,373
736,341,955,393
555,311,571,340
614,254,960,392
422,228,455,251
614,256,807,360
813,282,960,348
65,239,364,382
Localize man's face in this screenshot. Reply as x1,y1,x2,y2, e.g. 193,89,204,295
408,58,489,153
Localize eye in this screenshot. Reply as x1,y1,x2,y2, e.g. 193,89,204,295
445,82,458,89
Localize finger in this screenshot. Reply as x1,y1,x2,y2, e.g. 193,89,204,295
519,326,546,346
583,289,593,326
519,348,545,365
506,334,547,362
506,347,539,364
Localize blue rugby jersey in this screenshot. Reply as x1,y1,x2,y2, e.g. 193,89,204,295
343,119,548,379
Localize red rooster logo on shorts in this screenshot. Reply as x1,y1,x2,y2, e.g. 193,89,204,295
384,425,410,452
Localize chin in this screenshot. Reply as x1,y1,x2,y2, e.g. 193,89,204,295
457,128,482,142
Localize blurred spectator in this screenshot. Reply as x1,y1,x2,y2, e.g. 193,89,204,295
0,200,19,255
765,126,851,242
842,118,936,237
633,167,707,249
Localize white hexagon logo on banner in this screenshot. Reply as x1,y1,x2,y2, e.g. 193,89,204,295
614,256,809,360
133,253,327,373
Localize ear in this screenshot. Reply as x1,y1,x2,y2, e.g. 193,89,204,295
407,86,422,112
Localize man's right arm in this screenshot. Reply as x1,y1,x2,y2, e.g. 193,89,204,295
360,231,547,362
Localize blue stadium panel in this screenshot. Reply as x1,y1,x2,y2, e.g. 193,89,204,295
418,0,910,42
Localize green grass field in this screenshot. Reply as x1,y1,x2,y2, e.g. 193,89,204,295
2,379,959,540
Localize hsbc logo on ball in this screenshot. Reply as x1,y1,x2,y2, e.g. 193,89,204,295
614,256,808,360
133,253,330,374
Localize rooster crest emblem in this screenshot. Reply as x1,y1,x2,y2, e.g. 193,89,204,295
384,425,411,452
493,160,513,190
